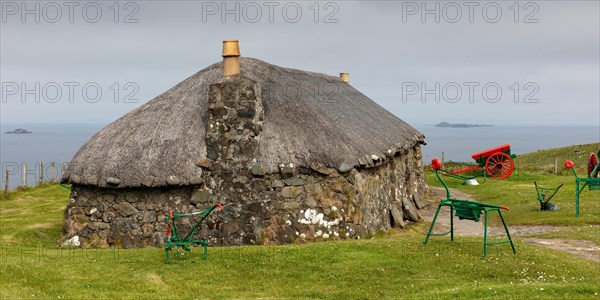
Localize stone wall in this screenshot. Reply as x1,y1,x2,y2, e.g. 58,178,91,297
61,146,427,248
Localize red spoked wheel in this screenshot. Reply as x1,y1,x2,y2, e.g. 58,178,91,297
588,153,598,178
485,152,514,178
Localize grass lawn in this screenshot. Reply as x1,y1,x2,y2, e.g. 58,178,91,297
1,143,599,299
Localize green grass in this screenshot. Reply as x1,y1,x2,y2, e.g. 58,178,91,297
1,236,599,299
1,143,600,298
0,184,70,247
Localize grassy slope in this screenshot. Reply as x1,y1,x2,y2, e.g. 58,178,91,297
0,184,68,247
440,143,599,176
515,143,599,176
1,143,599,299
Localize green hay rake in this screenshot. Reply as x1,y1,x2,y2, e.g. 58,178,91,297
565,148,600,217
534,181,562,211
425,158,516,257
165,203,224,263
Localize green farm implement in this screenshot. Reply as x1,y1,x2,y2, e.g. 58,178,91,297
436,144,517,185
425,158,516,257
165,203,224,263
534,181,563,211
565,148,600,217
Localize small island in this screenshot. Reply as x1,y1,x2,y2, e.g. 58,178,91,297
435,122,493,128
5,128,32,134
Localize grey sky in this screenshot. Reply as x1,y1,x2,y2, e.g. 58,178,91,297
1,1,599,126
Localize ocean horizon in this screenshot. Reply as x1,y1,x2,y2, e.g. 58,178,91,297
1,122,598,189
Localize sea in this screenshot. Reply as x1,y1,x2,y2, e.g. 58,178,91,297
1,123,599,189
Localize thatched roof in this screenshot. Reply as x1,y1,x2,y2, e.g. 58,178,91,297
62,57,425,188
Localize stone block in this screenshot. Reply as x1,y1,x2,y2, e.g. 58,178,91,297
390,206,406,228
101,211,115,223
142,211,156,223
281,186,303,199
87,222,110,231
284,177,304,186
141,176,155,187
190,176,204,185
106,177,121,185
271,180,284,188
196,158,213,169
114,202,138,217
413,194,426,209
402,196,420,222
166,175,180,186
190,189,211,204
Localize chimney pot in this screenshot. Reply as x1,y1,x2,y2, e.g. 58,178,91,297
340,72,349,83
222,40,240,76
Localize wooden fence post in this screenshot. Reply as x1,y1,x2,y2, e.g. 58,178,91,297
23,163,27,187
3,170,8,199
51,162,56,182
441,152,445,166
554,158,558,174
39,162,44,185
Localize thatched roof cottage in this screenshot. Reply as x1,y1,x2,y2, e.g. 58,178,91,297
61,41,427,248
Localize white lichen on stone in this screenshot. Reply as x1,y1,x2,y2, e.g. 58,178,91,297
299,208,341,228
61,235,80,247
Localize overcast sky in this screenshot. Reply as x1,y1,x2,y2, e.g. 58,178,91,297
1,1,599,127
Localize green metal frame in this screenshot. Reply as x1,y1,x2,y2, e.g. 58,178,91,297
424,169,516,257
534,181,563,210
165,203,223,263
568,167,600,217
